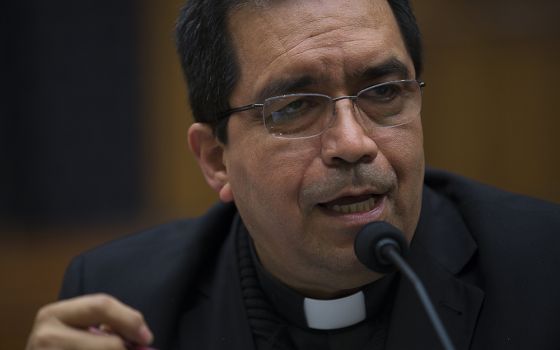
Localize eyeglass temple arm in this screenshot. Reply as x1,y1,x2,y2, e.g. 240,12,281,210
218,103,264,119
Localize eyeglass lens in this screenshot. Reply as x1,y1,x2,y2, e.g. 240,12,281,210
262,80,422,139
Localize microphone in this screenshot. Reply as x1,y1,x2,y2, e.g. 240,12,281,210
354,222,456,350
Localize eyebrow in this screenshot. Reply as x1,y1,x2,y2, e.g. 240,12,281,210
351,57,411,82
254,57,411,102
255,75,314,103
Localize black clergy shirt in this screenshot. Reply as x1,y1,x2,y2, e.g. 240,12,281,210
238,220,399,350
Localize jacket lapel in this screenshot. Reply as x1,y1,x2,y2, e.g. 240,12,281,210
175,215,255,350
385,186,485,350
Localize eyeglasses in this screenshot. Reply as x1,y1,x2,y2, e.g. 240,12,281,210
220,79,426,139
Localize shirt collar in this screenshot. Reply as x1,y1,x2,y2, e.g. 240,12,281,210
246,229,397,330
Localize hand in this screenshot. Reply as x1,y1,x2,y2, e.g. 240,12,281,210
26,294,154,350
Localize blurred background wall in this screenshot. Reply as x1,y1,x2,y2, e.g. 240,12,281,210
1,0,559,347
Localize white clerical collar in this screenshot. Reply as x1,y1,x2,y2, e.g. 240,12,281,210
303,291,366,330
245,224,385,331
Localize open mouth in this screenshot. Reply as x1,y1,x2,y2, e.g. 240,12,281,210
320,194,384,214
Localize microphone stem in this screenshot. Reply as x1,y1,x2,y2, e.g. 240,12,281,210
383,246,456,350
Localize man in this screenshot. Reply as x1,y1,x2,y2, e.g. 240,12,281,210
26,0,560,349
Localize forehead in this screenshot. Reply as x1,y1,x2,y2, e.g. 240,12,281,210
227,0,412,101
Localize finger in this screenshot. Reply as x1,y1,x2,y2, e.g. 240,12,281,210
29,318,127,350
36,294,153,345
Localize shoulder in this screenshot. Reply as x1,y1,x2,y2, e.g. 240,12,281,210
59,202,238,298
424,168,560,272
424,168,560,227
85,202,236,259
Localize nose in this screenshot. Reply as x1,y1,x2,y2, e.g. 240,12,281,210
320,99,379,166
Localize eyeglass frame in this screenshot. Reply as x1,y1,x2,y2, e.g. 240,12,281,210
217,79,426,139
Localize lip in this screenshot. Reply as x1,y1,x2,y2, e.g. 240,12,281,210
308,194,389,248
318,188,387,206
317,193,387,223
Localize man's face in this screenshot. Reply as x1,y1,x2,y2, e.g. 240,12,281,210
222,0,424,297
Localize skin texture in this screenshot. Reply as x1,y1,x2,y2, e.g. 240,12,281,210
26,294,153,350
190,0,425,298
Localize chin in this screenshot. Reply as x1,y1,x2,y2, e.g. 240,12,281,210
324,252,379,284
327,269,381,296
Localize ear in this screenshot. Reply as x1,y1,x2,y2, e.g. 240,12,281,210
188,123,234,203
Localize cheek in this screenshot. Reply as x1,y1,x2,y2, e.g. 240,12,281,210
227,140,322,255
377,122,424,234
377,122,424,175
227,137,319,219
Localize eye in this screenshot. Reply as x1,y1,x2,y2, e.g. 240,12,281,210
275,98,310,115
267,96,317,124
279,99,306,116
263,94,330,137
360,82,402,102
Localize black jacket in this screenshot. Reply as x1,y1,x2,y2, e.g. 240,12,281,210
60,169,560,349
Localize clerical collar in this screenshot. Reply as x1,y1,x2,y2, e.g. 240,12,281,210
303,290,367,330
247,233,397,330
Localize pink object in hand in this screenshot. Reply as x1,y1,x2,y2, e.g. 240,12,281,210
88,326,158,350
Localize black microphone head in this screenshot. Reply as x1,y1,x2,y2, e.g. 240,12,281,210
354,221,409,273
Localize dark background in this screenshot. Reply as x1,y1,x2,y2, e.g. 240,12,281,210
1,0,559,347
1,1,143,227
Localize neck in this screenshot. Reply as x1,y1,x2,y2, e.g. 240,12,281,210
253,243,381,299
